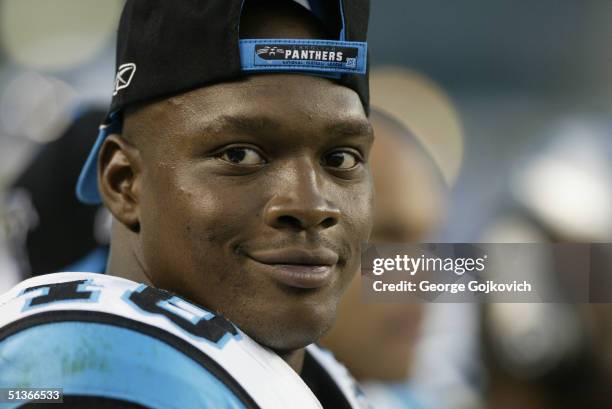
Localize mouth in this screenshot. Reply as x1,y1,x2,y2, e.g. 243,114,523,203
247,248,339,289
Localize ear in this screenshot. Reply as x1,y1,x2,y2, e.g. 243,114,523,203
98,134,142,232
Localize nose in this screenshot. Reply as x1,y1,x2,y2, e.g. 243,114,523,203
264,163,341,231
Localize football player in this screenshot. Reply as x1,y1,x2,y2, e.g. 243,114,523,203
0,1,373,408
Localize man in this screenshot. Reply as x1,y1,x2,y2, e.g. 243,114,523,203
0,1,373,408
322,110,447,408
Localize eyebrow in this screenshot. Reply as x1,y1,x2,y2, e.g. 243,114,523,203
325,119,374,141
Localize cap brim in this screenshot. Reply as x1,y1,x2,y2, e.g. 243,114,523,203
76,115,122,205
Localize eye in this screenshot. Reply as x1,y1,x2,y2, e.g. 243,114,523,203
322,150,362,170
218,147,266,166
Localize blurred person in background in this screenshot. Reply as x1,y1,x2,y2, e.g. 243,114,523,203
321,109,448,409
321,68,484,409
4,108,110,278
0,0,121,291
479,118,612,409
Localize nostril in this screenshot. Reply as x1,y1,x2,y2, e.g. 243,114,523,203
277,215,302,229
274,214,337,230
320,217,337,229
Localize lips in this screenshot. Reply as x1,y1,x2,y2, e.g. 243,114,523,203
247,248,339,289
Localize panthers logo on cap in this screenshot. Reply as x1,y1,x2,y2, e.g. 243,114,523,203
255,46,286,57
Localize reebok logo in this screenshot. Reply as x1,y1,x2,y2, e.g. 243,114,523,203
113,63,136,96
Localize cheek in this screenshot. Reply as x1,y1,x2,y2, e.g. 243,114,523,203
137,166,261,288
334,181,374,289
342,179,375,244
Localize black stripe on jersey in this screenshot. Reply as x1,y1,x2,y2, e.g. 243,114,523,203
302,351,354,409
0,310,261,409
19,395,150,408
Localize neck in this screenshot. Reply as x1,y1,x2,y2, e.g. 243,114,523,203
106,220,153,286
276,348,306,373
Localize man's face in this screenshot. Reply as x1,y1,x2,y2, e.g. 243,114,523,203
125,74,373,350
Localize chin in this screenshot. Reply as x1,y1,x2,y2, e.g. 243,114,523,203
246,298,337,351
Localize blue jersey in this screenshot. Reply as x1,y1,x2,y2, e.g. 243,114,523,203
0,272,370,409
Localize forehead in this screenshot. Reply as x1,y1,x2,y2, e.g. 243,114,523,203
125,73,369,144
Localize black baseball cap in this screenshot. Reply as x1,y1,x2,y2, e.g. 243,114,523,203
76,0,370,205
